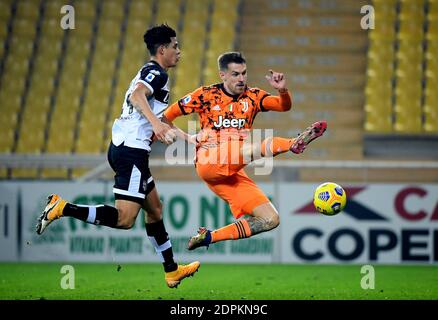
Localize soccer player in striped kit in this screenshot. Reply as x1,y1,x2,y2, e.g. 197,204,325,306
36,24,199,288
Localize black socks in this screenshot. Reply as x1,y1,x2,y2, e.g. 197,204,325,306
63,203,119,227
145,220,178,272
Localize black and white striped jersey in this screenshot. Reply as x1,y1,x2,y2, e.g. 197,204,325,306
111,60,170,152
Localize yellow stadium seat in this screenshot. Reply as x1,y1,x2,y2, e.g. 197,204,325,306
156,0,181,28
33,58,59,77
41,168,69,179
0,1,12,20
0,20,8,40
0,92,21,113
398,20,424,36
394,115,423,133
46,128,74,153
56,89,82,110
129,0,153,20
38,35,62,55
25,92,51,112
30,72,55,93
396,43,423,60
40,17,66,38
15,0,41,19
11,168,39,179
0,128,15,153
64,47,90,65
395,82,422,99
98,19,122,39
101,0,125,21
0,44,4,58
395,64,423,80
72,18,95,38
398,29,424,42
7,37,34,58
3,55,30,75
12,18,37,38
399,0,425,11
430,0,438,13
94,41,119,61
0,168,8,178
125,18,148,38
21,108,47,123
44,0,66,17
50,113,77,133
365,113,393,133
75,129,103,153
16,130,44,154
0,110,18,129
71,168,92,179
74,0,97,20
0,77,26,102
424,107,438,132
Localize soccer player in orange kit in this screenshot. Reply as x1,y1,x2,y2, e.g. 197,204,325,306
164,52,326,250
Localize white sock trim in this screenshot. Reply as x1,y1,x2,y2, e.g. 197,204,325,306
148,237,172,263
86,207,96,224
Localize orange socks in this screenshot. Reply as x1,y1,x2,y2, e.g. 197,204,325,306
261,137,294,157
211,220,252,243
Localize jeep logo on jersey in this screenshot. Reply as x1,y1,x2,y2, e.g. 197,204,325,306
213,115,246,129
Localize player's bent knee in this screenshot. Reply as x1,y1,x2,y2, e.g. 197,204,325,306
117,218,136,229
115,207,138,229
273,213,280,227
146,204,163,222
266,213,280,230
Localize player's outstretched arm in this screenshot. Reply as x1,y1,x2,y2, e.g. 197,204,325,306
130,83,176,144
162,115,197,144
262,69,292,112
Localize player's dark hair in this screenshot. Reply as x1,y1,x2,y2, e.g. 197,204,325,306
218,52,246,71
143,24,176,56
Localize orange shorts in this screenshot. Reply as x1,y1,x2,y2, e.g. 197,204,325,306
195,142,270,218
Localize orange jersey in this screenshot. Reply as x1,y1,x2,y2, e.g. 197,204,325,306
164,83,291,217
165,83,292,145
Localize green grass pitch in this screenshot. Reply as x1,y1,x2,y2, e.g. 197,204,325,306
0,263,437,300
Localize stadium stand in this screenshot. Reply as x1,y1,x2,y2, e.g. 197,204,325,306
239,0,368,161
365,0,438,134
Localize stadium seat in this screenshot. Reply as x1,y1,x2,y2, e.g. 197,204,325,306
40,17,66,39
0,1,12,21
44,0,66,17
394,114,423,133
128,0,153,20
15,0,41,19
72,18,95,38
24,90,51,113
101,0,126,21
156,0,181,29
430,0,438,13
74,0,97,20
0,168,8,179
7,36,34,59
0,128,15,153
12,18,37,38
41,168,69,179
46,125,74,153
11,168,39,179
98,19,122,40
16,129,45,154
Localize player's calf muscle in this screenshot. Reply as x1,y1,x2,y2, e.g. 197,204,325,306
244,214,279,235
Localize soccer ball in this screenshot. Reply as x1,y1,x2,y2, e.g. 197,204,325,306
313,182,347,216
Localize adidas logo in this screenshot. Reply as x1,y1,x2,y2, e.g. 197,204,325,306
212,105,221,111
